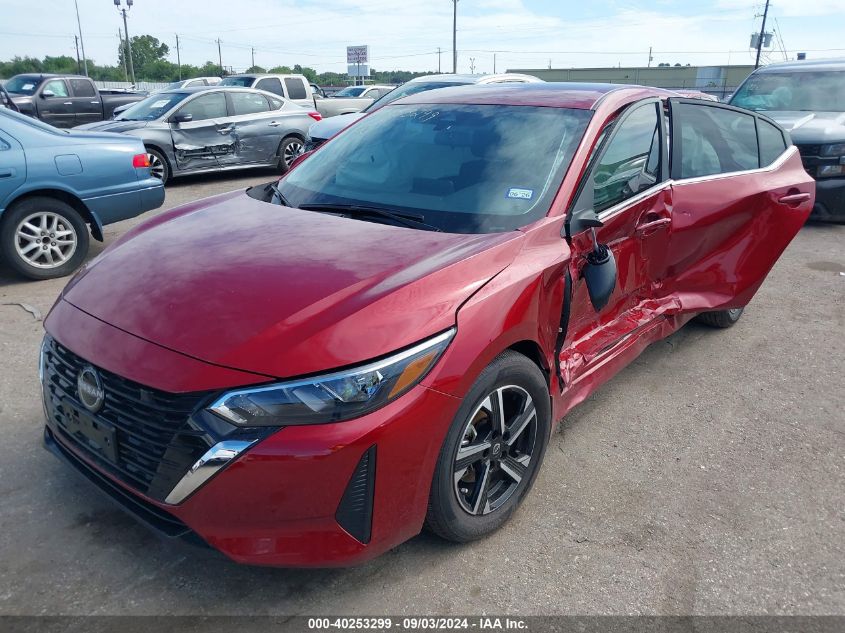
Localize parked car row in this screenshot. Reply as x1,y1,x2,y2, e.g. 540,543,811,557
38,81,814,567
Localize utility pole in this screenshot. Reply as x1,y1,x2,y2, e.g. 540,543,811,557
73,0,88,76
469,57,475,74
437,47,441,73
493,53,496,73
452,0,458,73
119,29,128,81
114,1,135,86
74,36,81,75
648,46,653,67
217,38,223,75
251,47,255,70
755,0,770,69
175,34,182,80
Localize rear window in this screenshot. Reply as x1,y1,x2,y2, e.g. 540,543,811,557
278,103,592,234
220,76,255,88
70,79,96,97
230,91,269,115
284,78,307,100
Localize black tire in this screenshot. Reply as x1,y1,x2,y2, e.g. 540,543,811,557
277,136,305,174
146,147,170,185
696,307,745,328
425,350,551,542
0,196,89,280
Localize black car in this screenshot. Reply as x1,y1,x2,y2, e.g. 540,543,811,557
4,74,146,128
730,58,845,222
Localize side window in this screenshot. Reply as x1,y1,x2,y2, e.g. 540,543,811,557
186,79,205,87
42,80,69,98
758,119,788,166
230,91,269,115
592,102,662,213
284,78,307,100
177,92,227,121
256,77,283,96
70,79,96,97
674,103,759,178
0,137,9,151
267,96,284,109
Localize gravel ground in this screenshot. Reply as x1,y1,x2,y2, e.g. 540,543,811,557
0,169,842,617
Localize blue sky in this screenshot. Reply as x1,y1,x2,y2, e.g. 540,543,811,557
1,0,843,74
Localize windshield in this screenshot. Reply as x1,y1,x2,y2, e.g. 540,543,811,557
220,76,254,87
333,86,366,97
730,71,845,112
5,76,41,95
365,81,466,113
117,92,190,120
279,103,591,233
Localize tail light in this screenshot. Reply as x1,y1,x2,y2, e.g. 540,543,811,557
132,153,150,168
308,111,322,122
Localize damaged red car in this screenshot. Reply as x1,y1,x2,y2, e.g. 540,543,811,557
40,83,813,567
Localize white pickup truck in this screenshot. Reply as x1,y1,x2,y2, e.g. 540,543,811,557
219,74,393,118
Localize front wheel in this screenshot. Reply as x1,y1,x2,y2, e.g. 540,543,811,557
425,351,551,542
0,197,90,280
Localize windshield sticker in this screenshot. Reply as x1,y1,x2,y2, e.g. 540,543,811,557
150,99,172,109
507,188,534,200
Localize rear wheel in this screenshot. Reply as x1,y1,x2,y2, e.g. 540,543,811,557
278,136,304,173
696,307,744,328
146,148,169,184
425,351,551,542
0,197,89,280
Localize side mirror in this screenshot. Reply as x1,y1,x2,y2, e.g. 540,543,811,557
41,90,55,98
579,219,617,312
288,150,313,170
172,112,193,123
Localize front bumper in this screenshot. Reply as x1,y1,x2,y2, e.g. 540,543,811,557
809,177,845,222
42,301,462,567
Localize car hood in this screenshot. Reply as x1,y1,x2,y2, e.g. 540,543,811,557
74,119,151,133
63,190,524,379
763,111,845,145
309,112,365,141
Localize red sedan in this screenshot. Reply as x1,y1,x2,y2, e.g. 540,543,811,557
40,83,813,567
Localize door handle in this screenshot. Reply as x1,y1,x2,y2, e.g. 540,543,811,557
90,100,99,104
63,101,73,106
0,168,15,178
777,192,811,206
635,216,671,234
217,126,234,134
268,121,282,127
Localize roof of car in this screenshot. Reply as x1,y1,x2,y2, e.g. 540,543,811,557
753,58,845,73
156,85,267,95
409,73,541,84
394,82,669,110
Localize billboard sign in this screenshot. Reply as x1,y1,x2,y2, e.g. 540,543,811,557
347,45,369,64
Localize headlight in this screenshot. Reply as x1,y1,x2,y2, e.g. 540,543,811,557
208,329,455,427
820,143,845,157
817,164,845,178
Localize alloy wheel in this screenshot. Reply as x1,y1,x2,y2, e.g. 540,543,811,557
147,152,166,181
453,385,538,516
13,212,77,269
283,140,304,166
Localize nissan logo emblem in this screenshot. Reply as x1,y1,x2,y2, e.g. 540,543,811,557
77,365,105,413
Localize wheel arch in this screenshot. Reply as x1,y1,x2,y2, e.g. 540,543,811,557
143,143,173,172
0,188,103,241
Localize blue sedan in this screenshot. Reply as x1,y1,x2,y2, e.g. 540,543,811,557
0,108,164,279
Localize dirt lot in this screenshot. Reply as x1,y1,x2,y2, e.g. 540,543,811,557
0,170,843,616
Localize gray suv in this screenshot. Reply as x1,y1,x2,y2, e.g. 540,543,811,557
76,86,317,184
730,58,845,222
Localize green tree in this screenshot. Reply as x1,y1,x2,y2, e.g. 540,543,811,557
245,65,266,74
119,35,170,78
268,65,293,74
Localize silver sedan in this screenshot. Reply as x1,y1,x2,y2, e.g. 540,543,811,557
76,86,319,184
